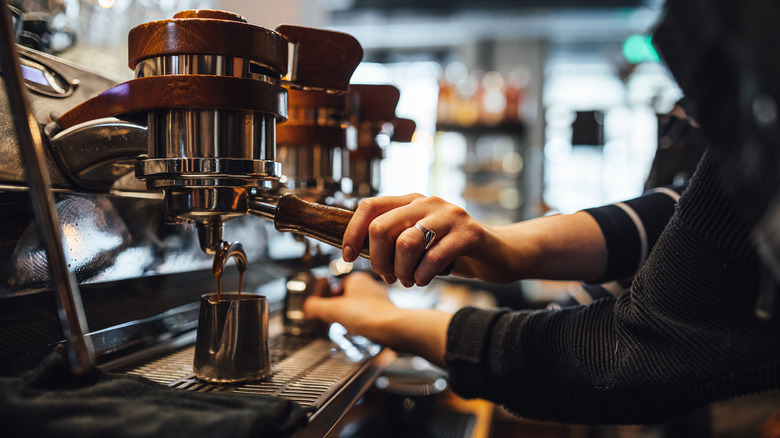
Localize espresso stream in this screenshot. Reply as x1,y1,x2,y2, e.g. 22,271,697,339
212,241,248,301
214,270,244,301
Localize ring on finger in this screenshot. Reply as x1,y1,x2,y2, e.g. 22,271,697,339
414,223,436,250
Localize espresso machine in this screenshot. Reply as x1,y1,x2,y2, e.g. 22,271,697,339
346,84,416,200
0,7,400,435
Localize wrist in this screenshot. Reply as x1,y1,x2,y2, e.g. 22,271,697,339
355,304,407,345
383,309,453,368
460,223,537,283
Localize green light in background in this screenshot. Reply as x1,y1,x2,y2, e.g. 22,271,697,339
623,34,660,64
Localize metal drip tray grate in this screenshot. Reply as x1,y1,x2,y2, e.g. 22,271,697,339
114,333,376,409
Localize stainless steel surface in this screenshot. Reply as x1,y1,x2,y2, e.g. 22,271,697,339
0,189,271,299
139,158,282,184
144,110,277,166
85,303,200,358
49,118,147,190
137,107,282,253
125,337,369,407
245,188,279,221
0,4,93,375
160,186,258,253
196,222,224,255
276,88,350,202
1,46,118,188
284,271,329,336
277,143,343,200
193,292,271,383
10,194,131,288
135,55,281,81
348,156,382,198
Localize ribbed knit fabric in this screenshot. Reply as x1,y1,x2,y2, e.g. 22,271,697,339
445,149,780,424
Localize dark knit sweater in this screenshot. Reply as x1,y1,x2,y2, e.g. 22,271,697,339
445,149,780,424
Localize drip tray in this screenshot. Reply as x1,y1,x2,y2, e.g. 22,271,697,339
102,311,391,435
105,307,387,421
115,334,368,409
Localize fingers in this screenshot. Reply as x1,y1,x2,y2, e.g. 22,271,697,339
342,194,422,263
395,220,446,287
394,226,424,287
302,272,391,329
366,200,433,281
344,195,474,288
414,235,464,286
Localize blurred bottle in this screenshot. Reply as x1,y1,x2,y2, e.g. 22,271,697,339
480,71,506,126
437,62,468,126
504,66,530,124
455,71,481,127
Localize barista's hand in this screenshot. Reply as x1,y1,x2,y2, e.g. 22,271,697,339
341,194,609,286
341,194,499,288
303,272,399,336
303,272,452,368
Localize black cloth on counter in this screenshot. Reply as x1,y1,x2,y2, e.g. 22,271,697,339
445,149,780,424
0,345,307,438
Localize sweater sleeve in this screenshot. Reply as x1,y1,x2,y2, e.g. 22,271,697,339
445,150,780,424
583,185,685,283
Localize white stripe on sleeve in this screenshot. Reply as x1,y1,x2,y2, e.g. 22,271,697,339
615,202,649,272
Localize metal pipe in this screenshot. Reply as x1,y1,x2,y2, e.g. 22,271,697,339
0,2,94,374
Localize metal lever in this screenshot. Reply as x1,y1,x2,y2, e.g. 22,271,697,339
0,2,94,374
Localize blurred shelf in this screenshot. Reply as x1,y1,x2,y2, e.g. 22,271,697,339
435,122,526,137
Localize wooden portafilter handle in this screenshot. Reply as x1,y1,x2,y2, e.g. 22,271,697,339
249,193,369,258
248,193,454,276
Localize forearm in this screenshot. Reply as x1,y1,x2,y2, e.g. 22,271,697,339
373,308,452,368
457,211,607,283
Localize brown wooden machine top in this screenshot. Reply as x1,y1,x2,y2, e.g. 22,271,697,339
349,84,401,123
128,10,288,73
57,10,364,130
347,84,416,159
57,76,287,130
276,24,362,93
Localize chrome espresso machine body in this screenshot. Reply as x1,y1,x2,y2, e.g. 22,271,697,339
0,8,392,435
